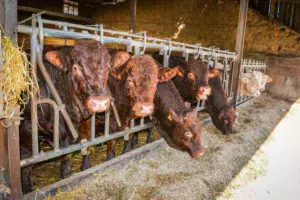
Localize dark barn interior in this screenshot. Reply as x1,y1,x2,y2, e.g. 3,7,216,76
0,0,299,199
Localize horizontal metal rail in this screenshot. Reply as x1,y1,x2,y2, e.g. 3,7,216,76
20,120,156,168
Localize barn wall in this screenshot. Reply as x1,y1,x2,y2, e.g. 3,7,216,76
266,56,300,102
93,0,300,56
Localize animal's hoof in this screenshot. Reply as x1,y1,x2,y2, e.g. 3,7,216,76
131,136,138,149
122,140,131,154
80,155,91,171
146,132,155,144
60,157,72,179
105,151,115,161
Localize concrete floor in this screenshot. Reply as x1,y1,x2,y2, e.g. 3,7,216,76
228,98,300,200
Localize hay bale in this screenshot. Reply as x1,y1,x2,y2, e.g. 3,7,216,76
0,29,38,124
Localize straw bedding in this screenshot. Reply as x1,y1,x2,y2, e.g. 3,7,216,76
37,93,291,200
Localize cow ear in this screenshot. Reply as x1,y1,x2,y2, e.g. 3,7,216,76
184,102,191,109
173,66,184,77
109,69,121,80
158,68,177,82
208,69,220,78
241,77,249,84
167,109,182,123
45,51,65,70
111,51,131,69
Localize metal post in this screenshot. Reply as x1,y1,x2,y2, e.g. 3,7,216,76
232,0,249,108
104,109,110,137
30,31,39,157
90,114,96,140
130,0,137,33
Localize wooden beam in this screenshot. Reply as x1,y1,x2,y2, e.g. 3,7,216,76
129,0,137,32
18,6,92,23
0,1,22,199
232,0,249,108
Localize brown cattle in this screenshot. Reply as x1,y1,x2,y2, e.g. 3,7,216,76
205,69,237,134
153,80,204,158
152,52,212,102
20,39,112,191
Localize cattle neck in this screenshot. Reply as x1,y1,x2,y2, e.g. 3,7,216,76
154,80,188,125
207,75,229,111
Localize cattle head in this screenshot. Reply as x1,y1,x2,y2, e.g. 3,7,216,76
110,54,178,117
45,39,111,117
177,60,213,101
166,108,204,158
214,106,237,134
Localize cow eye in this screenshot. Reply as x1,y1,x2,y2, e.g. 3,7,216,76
73,67,78,70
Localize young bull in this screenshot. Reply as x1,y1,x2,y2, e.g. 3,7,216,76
240,71,273,97
152,52,212,101
206,69,237,135
20,39,112,191
154,80,204,158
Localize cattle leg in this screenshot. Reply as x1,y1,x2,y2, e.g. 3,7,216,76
146,128,156,144
106,139,116,161
122,138,131,154
60,155,72,179
80,139,92,171
131,132,139,149
21,166,34,194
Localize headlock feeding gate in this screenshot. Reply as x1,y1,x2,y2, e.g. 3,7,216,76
15,14,266,179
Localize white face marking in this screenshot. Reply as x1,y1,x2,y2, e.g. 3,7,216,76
140,106,153,115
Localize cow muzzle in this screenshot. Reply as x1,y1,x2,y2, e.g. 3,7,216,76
85,96,110,113
197,86,211,100
132,102,154,117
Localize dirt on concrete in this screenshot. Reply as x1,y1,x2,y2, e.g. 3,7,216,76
44,93,293,200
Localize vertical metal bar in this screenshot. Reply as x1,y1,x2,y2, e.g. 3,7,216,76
130,119,135,128
222,59,227,87
232,0,249,108
90,113,95,140
185,52,189,62
130,0,137,33
140,117,144,126
286,3,289,25
54,107,59,151
290,3,294,27
196,100,200,110
31,31,39,157
163,49,169,67
281,2,285,22
105,109,110,137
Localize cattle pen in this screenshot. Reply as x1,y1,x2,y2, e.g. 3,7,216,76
1,0,299,200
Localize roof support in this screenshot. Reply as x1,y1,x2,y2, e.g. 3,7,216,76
130,0,137,32
0,0,22,199
232,0,249,108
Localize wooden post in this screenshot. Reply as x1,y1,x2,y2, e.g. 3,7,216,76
232,0,249,108
129,0,137,32
0,0,22,199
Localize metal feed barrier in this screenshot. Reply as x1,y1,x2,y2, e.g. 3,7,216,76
16,15,264,169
